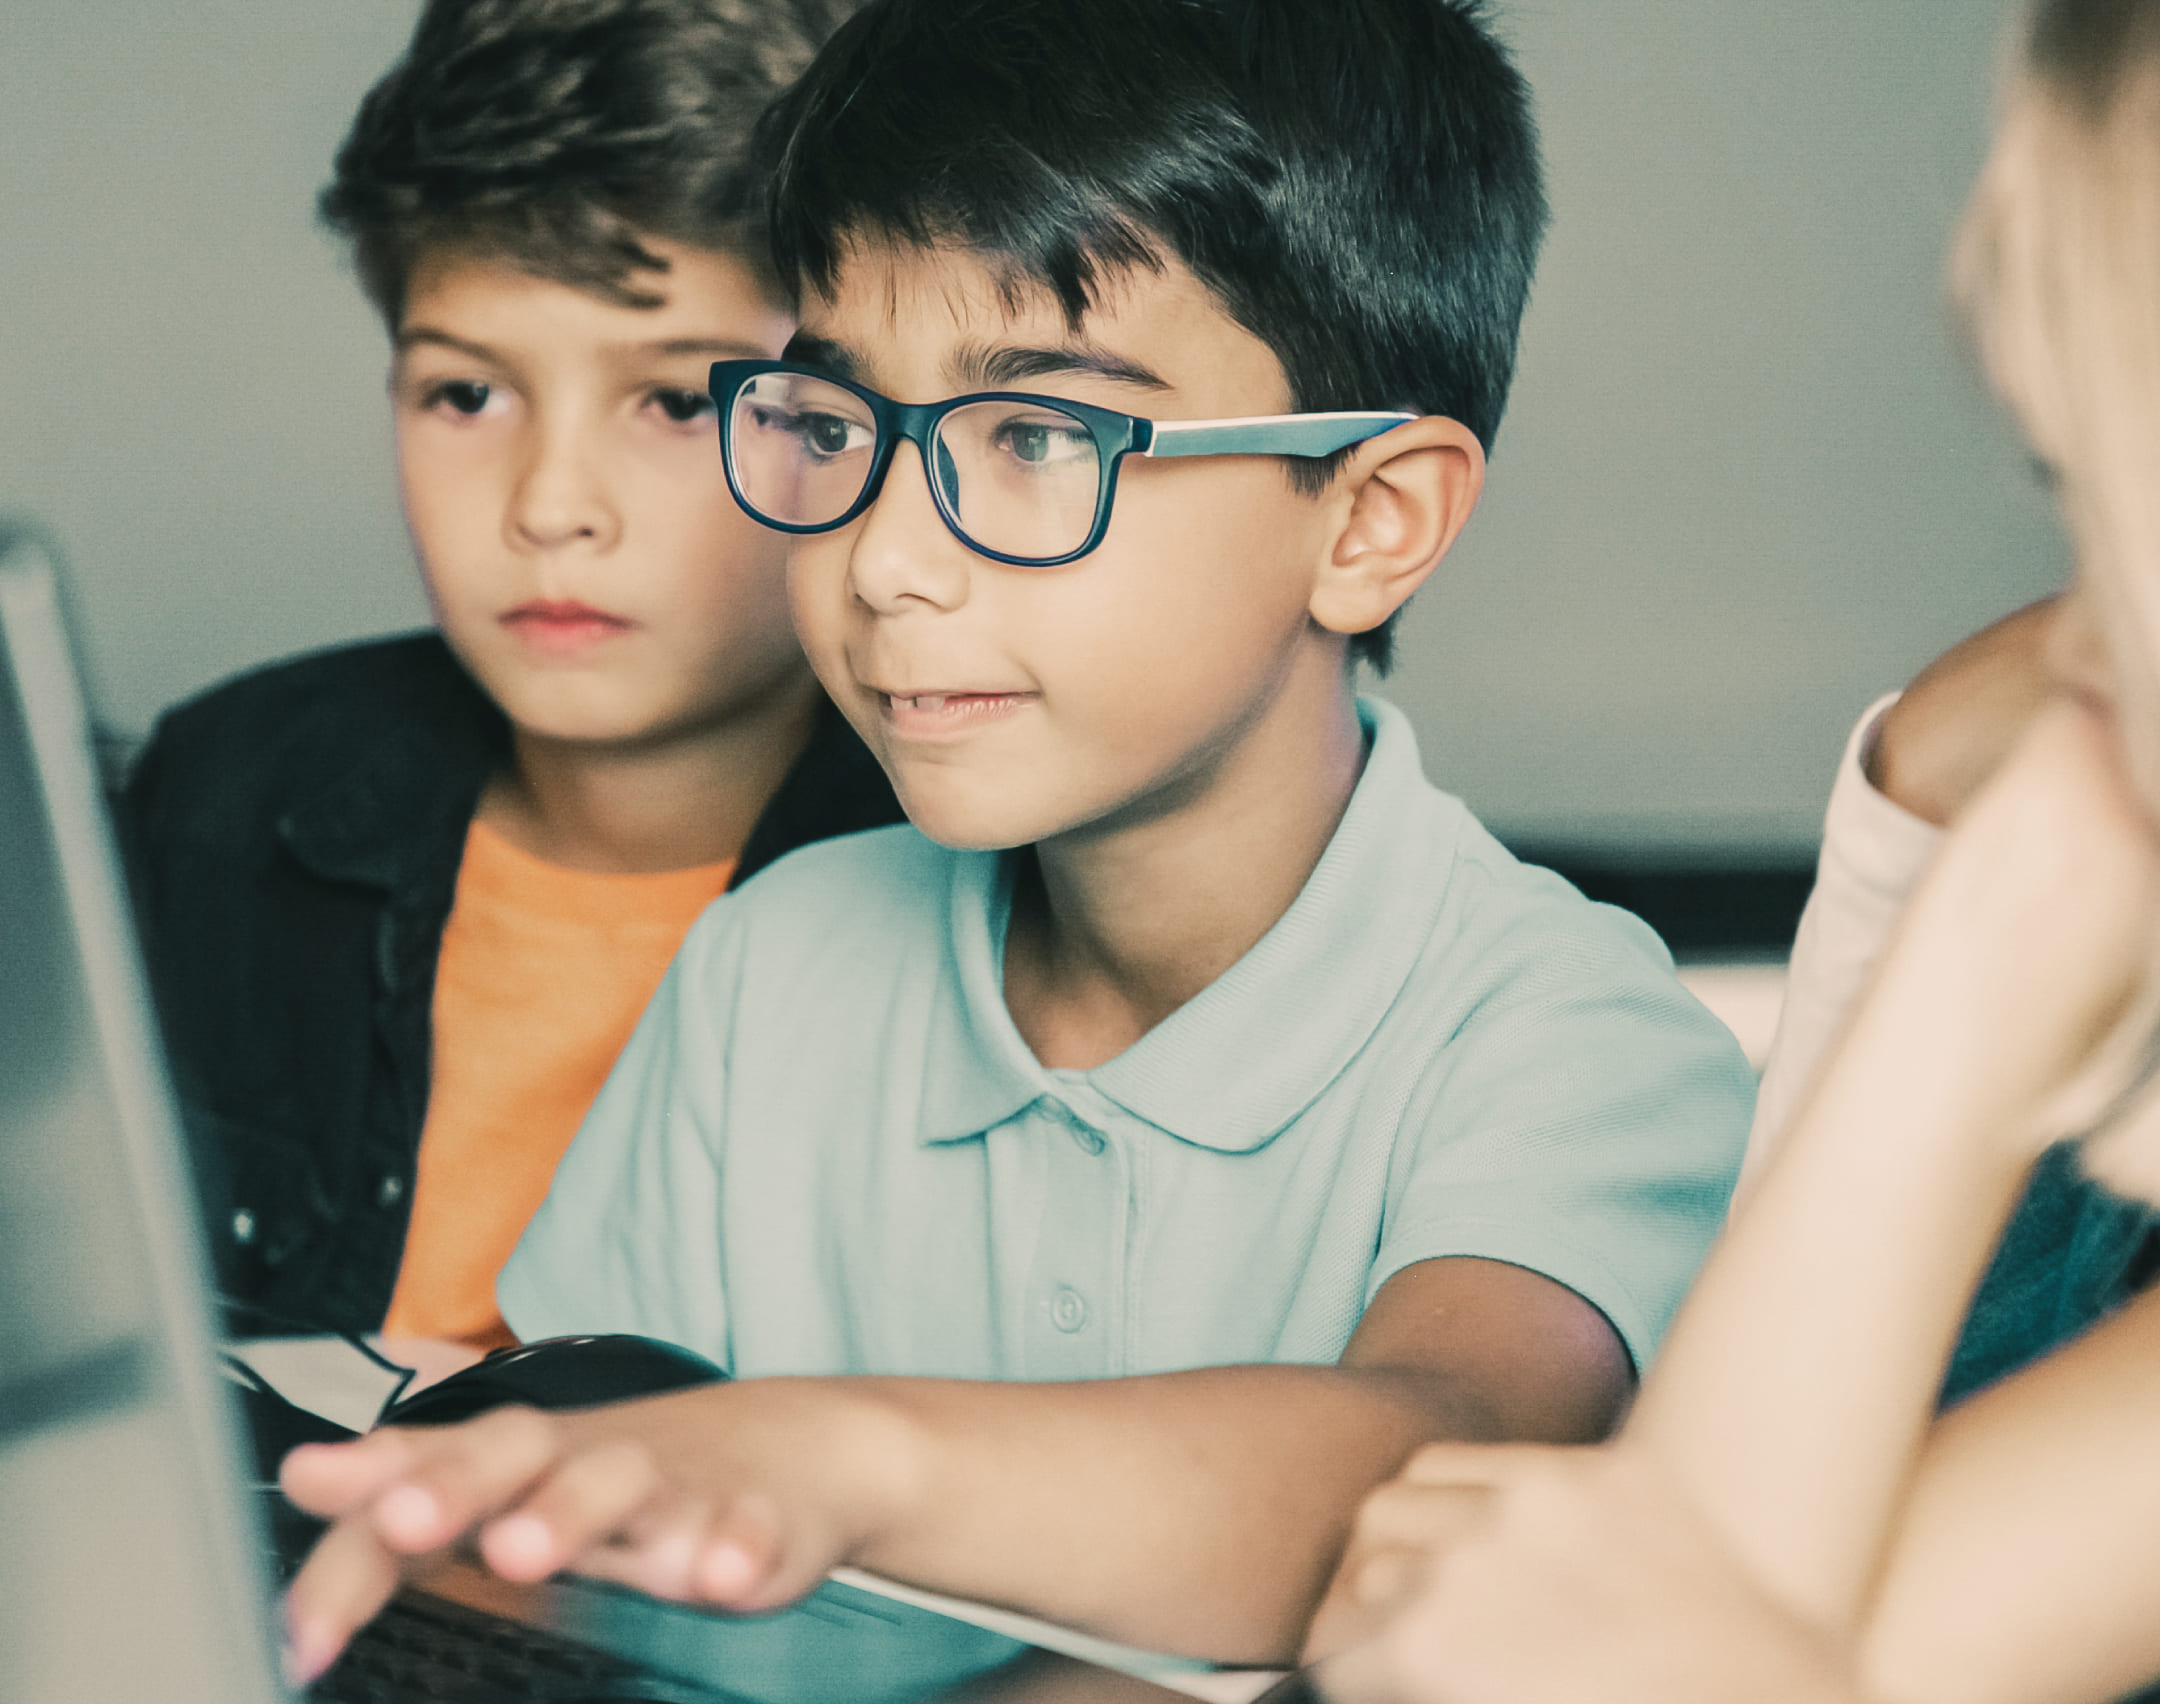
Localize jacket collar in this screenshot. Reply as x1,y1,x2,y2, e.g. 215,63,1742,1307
275,642,505,899
275,647,901,901
915,698,1465,1153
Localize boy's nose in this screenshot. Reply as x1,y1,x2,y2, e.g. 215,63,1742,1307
846,440,973,614
507,423,621,552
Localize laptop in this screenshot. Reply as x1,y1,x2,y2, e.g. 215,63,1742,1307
0,525,1214,1704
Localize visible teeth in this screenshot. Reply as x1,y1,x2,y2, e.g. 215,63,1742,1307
910,695,948,711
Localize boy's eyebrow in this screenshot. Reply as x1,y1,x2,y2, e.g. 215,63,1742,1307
629,336,774,360
783,332,858,379
395,327,499,363
778,334,1169,395
394,329,771,363
951,340,1170,393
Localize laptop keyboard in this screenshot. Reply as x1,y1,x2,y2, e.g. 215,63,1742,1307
309,1589,722,1704
253,1477,723,1703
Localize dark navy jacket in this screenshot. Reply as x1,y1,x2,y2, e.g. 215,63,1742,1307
117,633,901,1334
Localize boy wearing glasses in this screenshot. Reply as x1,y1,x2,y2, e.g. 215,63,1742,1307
119,0,894,1351
281,0,1754,1674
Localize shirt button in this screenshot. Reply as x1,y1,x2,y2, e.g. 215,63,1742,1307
230,1208,256,1245
1056,1110,1105,1154
377,1174,406,1208
1051,1287,1089,1333
1045,1101,1104,1153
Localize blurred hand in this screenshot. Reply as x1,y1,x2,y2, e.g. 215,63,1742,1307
277,1380,900,1684
1871,695,2160,1171
1305,1444,1864,1704
1871,598,2058,828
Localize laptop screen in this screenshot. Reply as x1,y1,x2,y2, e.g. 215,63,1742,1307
0,530,286,1704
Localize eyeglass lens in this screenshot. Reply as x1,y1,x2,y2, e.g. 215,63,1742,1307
726,371,1105,561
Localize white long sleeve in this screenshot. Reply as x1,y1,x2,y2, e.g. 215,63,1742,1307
1740,695,1942,1191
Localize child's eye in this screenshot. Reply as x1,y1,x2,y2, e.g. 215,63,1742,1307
990,413,1093,470
650,387,716,426
746,404,873,462
427,380,494,416
801,411,870,458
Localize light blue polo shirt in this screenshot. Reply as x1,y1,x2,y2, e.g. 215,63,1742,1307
500,699,1753,1377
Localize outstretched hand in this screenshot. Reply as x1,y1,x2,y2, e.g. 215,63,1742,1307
277,1382,898,1684
1303,1444,1865,1704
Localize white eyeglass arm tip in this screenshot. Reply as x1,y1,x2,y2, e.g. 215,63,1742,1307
1142,410,1418,459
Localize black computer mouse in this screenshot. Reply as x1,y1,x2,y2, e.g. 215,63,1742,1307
380,1334,727,1428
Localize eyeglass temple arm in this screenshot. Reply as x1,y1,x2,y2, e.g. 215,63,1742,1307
1140,411,1417,459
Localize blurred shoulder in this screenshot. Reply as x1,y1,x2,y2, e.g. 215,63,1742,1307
142,632,489,757
122,632,502,846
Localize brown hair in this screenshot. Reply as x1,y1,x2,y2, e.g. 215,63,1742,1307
320,0,861,325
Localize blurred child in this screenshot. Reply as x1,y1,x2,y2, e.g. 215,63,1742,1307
1310,4,2160,1698
121,0,890,1351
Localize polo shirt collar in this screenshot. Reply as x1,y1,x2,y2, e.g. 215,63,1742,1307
914,698,1466,1153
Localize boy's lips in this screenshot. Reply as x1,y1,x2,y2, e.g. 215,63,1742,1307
500,600,635,655
876,689,1034,739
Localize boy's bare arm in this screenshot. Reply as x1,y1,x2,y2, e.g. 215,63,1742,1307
280,1254,1629,1674
1869,597,2057,827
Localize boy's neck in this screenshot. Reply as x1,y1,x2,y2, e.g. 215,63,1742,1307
1003,657,1370,1072
480,671,823,875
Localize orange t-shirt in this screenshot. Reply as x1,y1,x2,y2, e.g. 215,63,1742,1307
380,819,734,1349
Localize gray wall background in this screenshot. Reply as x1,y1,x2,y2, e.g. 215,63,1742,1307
1,1,2065,859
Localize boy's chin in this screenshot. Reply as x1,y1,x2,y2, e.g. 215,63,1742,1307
891,775,1070,854
896,801,1040,854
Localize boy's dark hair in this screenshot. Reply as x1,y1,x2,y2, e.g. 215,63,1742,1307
758,0,1547,671
321,0,859,326
2030,0,2160,116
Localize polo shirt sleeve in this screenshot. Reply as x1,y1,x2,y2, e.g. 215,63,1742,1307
1373,878,1756,1372
496,901,744,1366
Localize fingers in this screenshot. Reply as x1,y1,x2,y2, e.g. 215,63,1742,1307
1305,1466,1506,1662
281,1408,568,1682
568,1487,812,1614
477,1438,663,1580
279,1390,847,1684
281,1406,564,1547
694,1491,791,1606
376,1408,569,1550
279,1425,428,1519
282,1497,413,1685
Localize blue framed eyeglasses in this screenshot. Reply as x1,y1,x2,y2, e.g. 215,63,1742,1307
709,358,1415,567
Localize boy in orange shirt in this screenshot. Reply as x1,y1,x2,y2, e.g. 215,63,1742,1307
120,0,889,1349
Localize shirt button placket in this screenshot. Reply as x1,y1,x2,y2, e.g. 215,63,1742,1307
1028,1097,1112,1376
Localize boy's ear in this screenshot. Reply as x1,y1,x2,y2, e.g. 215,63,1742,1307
1308,417,1486,641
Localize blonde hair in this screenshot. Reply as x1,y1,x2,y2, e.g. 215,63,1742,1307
1955,1,2160,1190
1953,0,2160,684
